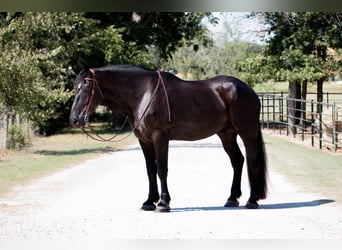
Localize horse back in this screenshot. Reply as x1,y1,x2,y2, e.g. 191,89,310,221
152,73,258,140
163,73,259,109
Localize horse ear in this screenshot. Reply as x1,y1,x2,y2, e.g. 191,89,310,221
76,68,94,79
78,68,91,76
84,67,94,76
74,68,85,75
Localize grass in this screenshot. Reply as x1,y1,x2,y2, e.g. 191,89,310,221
253,81,289,93
253,80,342,94
263,132,342,203
0,126,137,195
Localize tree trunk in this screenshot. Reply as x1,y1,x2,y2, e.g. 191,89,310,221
287,80,301,136
25,118,30,142
1,111,8,149
300,80,308,127
317,78,324,113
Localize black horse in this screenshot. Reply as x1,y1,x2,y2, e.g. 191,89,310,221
70,65,267,212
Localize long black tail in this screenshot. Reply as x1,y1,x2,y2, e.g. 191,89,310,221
255,124,268,199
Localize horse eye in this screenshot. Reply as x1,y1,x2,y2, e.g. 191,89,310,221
84,80,92,90
77,83,82,90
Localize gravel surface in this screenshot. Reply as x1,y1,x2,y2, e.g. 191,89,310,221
0,136,341,239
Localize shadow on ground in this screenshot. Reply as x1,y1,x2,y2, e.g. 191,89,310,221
171,199,335,212
35,146,113,156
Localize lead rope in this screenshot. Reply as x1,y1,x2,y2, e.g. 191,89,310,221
133,71,171,130
82,70,171,142
158,71,172,122
82,115,131,142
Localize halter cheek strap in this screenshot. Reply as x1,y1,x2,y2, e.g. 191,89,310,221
83,68,104,124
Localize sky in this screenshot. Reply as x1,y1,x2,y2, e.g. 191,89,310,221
204,12,269,44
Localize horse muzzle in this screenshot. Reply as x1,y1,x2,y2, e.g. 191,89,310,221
70,114,87,128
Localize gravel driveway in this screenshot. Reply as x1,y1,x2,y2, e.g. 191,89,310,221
0,136,341,239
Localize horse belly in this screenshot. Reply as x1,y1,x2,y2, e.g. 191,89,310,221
170,108,228,141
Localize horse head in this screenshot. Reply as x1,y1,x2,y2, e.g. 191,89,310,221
69,68,104,128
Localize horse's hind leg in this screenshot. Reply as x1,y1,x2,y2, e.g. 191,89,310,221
239,127,268,209
218,132,244,207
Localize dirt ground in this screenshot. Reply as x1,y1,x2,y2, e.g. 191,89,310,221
0,136,341,239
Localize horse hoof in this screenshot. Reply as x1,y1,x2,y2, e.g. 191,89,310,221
155,204,170,213
140,204,156,211
246,201,259,209
224,199,239,207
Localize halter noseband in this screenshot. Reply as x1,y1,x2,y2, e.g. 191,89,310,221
83,68,104,124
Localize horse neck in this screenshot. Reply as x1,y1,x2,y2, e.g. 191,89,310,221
98,70,154,114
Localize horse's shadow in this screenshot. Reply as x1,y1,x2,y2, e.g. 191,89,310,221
171,199,335,212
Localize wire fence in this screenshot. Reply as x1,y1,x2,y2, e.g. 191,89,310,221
258,93,342,152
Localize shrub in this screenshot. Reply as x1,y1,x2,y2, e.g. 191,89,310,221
7,125,26,149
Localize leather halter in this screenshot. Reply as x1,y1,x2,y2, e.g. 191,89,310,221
83,68,104,124
80,69,171,142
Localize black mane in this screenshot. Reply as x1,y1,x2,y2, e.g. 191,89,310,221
76,64,156,84
96,64,155,73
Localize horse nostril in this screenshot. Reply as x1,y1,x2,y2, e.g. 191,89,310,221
70,117,79,127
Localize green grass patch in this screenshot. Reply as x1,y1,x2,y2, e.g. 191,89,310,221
264,133,342,203
0,127,137,195
253,81,289,93
253,81,342,94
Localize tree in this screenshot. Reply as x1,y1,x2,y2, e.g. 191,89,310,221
85,12,218,62
1,12,215,145
167,17,264,81
259,12,342,104
241,12,342,135
0,13,68,141
0,12,124,139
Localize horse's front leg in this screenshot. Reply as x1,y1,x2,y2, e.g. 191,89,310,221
152,131,171,212
139,140,159,211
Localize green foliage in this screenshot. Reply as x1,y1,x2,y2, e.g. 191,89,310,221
167,36,264,83
0,12,212,138
86,12,217,60
0,12,127,135
261,12,341,81
1,13,79,134
263,12,342,57
239,12,342,88
237,54,276,86
7,125,26,149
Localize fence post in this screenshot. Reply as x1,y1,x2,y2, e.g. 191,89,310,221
272,94,275,132
319,106,323,150
261,94,264,129
333,102,336,152
301,99,305,141
258,92,341,152
279,97,283,134
286,97,289,136
311,100,314,147
266,95,270,129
